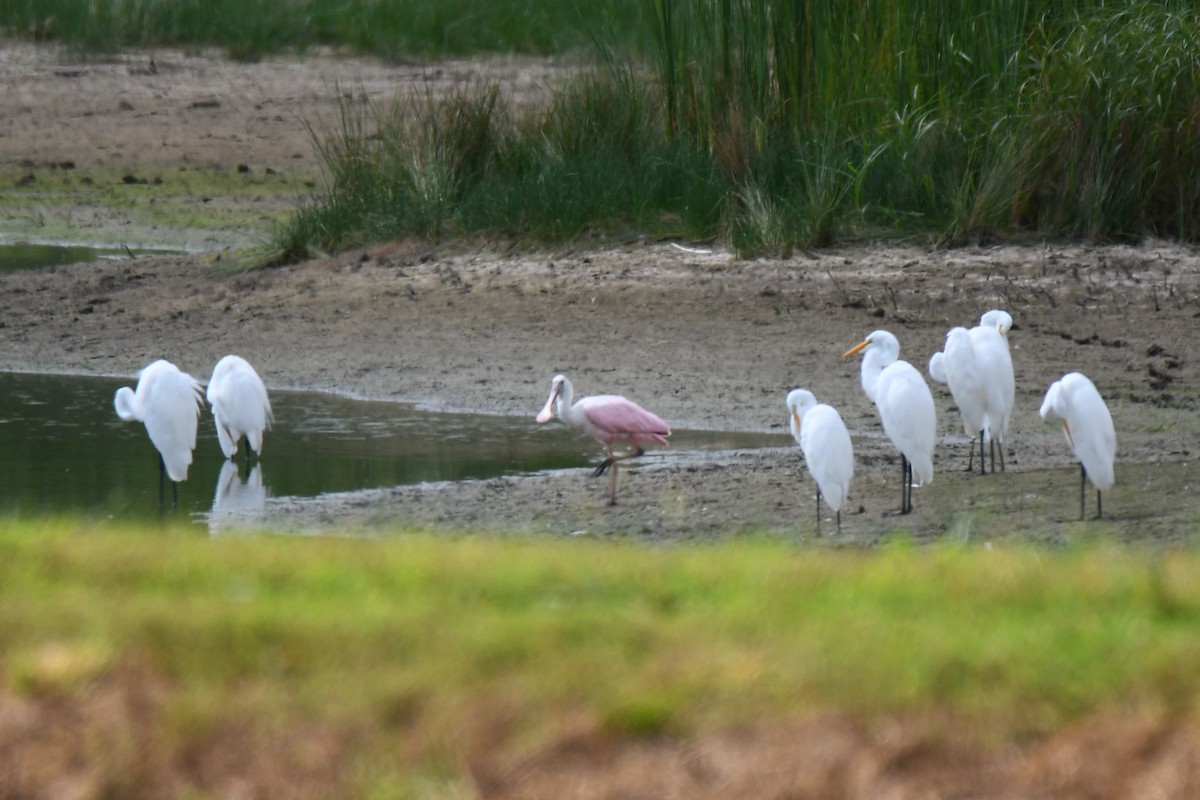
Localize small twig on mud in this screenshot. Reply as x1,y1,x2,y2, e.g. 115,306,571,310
885,283,898,312
827,270,850,305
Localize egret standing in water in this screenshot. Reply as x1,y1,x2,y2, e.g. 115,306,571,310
114,359,205,507
787,388,854,533
536,374,670,505
843,330,936,515
1039,372,1116,520
207,354,273,463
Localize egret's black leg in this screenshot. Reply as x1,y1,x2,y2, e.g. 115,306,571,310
967,437,975,473
1080,463,1087,521
836,508,842,534
816,488,822,535
900,454,911,514
243,435,251,467
907,459,915,513
979,431,987,475
1096,490,1103,520
997,440,1006,473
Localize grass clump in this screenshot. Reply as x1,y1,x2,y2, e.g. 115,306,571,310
271,0,1200,262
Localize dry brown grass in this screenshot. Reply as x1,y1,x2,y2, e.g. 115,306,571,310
4,660,1200,799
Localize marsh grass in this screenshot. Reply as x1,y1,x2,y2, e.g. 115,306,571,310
268,0,1200,261
4,516,1200,795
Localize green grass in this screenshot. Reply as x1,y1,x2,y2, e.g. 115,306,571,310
0,0,657,60
0,164,311,251
4,517,1200,793
266,0,1200,262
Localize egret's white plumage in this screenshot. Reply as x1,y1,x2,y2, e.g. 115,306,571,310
928,310,1016,472
114,359,204,486
970,322,1015,451
979,309,1013,339
843,330,936,514
787,389,854,532
1040,371,1116,518
207,355,273,459
938,327,989,439
536,374,670,504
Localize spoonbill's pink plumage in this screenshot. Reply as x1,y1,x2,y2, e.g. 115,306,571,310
536,374,670,504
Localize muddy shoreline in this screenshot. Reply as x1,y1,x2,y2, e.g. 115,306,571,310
3,43,1200,543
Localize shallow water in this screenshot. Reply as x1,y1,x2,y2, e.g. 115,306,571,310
0,372,782,525
0,242,180,271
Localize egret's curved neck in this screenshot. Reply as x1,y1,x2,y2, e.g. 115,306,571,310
860,349,891,403
114,386,143,422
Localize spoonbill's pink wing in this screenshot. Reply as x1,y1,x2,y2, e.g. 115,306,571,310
580,396,670,446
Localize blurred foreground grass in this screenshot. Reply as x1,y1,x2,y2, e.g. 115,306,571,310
2,517,1199,793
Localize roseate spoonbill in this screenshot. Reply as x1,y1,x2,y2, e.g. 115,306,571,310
114,359,204,506
787,389,853,534
536,374,670,505
842,330,936,515
928,327,989,474
1039,372,1116,520
207,354,273,462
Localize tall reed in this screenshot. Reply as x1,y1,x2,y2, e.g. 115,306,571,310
272,0,1200,260
652,0,1200,246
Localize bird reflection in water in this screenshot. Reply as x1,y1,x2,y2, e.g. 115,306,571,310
208,460,266,532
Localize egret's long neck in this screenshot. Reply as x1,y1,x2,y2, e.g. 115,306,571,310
114,387,144,422
860,349,889,403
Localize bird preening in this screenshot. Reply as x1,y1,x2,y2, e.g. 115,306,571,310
1040,371,1116,520
115,355,270,508
207,354,273,463
927,310,1015,475
114,359,205,508
536,374,670,505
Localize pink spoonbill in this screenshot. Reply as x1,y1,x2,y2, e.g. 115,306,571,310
536,374,670,505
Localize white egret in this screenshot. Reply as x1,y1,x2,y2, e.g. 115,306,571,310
842,330,936,514
114,359,204,506
970,318,1015,472
979,309,1013,339
787,389,854,533
1039,372,1116,520
207,355,273,462
536,374,670,505
928,327,989,474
